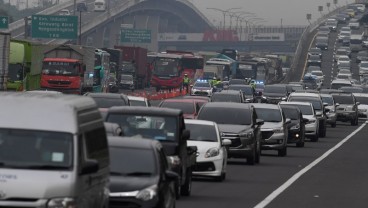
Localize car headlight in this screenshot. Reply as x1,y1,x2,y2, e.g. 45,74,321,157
290,124,300,130
47,197,76,208
281,97,287,101
205,147,220,158
274,127,284,133
136,185,157,201
239,132,254,138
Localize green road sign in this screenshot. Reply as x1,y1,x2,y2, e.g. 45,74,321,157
31,15,78,39
120,29,151,43
0,16,9,29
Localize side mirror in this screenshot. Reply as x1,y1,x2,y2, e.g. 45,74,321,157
316,111,323,116
335,103,340,106
285,118,291,124
165,170,179,181
182,129,190,140
80,159,99,175
356,102,360,105
222,139,232,146
303,118,309,123
256,119,264,125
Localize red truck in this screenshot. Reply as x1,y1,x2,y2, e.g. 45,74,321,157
40,44,95,94
114,46,149,89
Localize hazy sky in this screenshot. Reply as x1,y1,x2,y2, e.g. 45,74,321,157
190,0,355,26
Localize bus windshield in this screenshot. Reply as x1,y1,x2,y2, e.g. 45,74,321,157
154,58,180,77
42,61,79,76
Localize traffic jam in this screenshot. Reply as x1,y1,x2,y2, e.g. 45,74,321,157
1,2,368,208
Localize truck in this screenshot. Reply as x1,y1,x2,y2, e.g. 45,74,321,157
0,32,10,91
202,65,224,80
114,46,149,89
7,39,48,91
40,44,95,94
94,49,110,93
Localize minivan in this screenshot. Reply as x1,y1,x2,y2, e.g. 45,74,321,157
0,93,109,208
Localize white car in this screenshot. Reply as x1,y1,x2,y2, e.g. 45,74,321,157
353,93,368,119
279,101,319,141
359,61,368,75
185,119,230,181
337,55,351,66
311,70,325,83
348,22,360,30
127,95,151,107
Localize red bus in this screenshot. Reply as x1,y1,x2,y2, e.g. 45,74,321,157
149,51,204,91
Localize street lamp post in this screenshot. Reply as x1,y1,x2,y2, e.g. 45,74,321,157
207,7,242,31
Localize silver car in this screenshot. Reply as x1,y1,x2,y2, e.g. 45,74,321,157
320,94,338,128
253,103,290,157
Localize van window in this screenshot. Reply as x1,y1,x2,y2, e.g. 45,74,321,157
0,129,73,170
84,127,109,169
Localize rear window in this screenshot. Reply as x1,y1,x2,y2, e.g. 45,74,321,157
198,107,251,125
264,85,287,94
332,95,355,104
355,96,368,104
228,86,253,95
160,102,194,114
211,93,241,103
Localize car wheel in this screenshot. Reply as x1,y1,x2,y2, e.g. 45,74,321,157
246,144,256,165
180,168,192,196
278,146,287,157
255,141,261,164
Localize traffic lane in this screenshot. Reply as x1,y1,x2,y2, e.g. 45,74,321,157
266,121,368,208
177,123,361,208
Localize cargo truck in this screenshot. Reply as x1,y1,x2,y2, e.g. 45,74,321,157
40,44,95,94
114,46,149,89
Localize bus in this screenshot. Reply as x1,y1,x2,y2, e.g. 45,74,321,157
236,59,269,83
94,0,107,12
149,51,204,91
94,49,110,92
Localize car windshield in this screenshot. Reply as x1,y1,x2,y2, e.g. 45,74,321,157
228,86,253,95
360,62,368,67
0,129,73,170
291,104,314,115
336,50,347,55
255,108,282,122
198,107,251,125
106,114,177,141
110,147,156,176
281,107,300,120
129,100,147,107
309,55,320,60
160,102,195,114
311,71,323,76
121,75,133,81
91,97,128,108
211,93,241,103
264,85,287,94
339,62,350,67
186,123,218,142
332,95,355,104
321,96,334,105
289,97,322,110
355,96,368,104
194,82,211,88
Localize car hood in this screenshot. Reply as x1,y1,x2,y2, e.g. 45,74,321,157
358,104,368,110
261,121,283,130
217,124,252,134
110,175,158,193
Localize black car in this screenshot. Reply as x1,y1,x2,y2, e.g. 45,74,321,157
261,84,289,104
105,107,196,198
307,55,322,67
211,90,244,103
279,105,307,147
315,36,329,50
197,102,264,165
108,136,177,208
228,84,255,102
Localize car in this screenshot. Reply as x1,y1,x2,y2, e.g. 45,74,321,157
279,104,307,147
211,90,244,103
127,95,151,107
342,36,351,46
345,8,356,17
353,93,368,119
261,84,289,104
191,80,213,96
348,21,360,30
302,74,320,90
320,94,338,127
315,36,329,50
336,14,348,23
286,83,304,93
311,70,325,83
340,86,364,93
354,4,366,12
253,103,290,156
338,46,352,56
336,73,353,80
356,50,368,63
185,119,230,181
306,66,322,73
119,74,135,90
77,2,88,12
331,93,359,126
325,19,338,31
338,31,351,42
308,47,323,58
317,26,330,36
84,92,130,118
107,73,119,93
334,48,350,62
337,61,351,71
280,101,319,142
159,99,200,119
307,54,322,67
197,102,264,165
287,92,328,138
337,55,351,66
105,107,196,198
58,9,70,16
108,136,177,208
181,95,210,108
338,68,352,75
359,61,368,75
331,79,353,89
228,84,255,103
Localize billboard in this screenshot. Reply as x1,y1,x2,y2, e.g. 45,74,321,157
251,33,285,41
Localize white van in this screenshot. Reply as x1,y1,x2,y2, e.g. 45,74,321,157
94,0,107,12
0,93,109,208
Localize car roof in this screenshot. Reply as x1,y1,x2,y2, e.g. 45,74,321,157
184,119,217,126
252,103,280,109
181,96,211,101
108,106,182,117
85,92,128,98
127,95,146,101
202,102,251,109
289,92,320,98
279,101,313,107
213,90,241,95
107,136,160,150
331,79,352,84
161,99,195,104
319,93,333,97
352,93,368,97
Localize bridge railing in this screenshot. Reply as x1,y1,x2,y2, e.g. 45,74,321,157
286,5,347,83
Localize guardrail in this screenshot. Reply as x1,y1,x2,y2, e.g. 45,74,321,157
286,5,347,83
6,0,86,33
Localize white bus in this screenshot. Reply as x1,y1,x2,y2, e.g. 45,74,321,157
94,0,107,12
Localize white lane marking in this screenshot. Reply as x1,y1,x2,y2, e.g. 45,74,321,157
254,122,367,208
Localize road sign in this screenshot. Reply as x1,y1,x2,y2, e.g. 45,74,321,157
31,15,78,39
0,16,8,29
120,29,151,43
